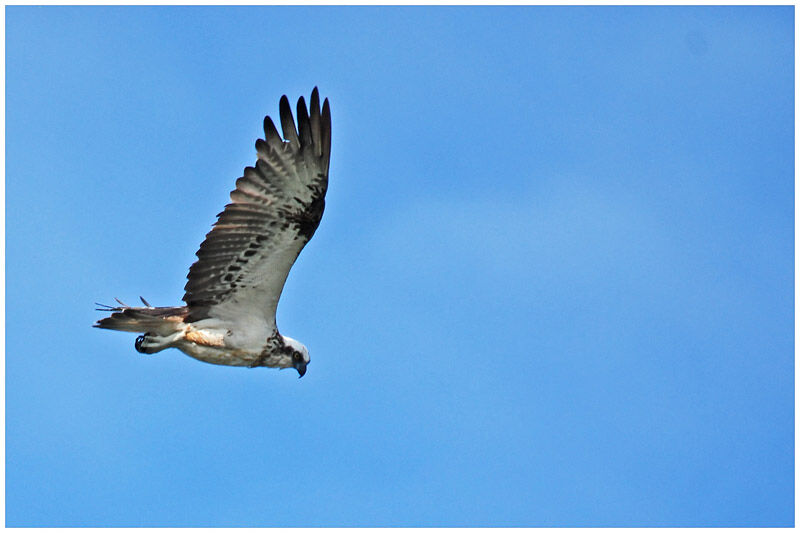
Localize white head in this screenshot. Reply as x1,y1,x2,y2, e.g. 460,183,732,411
281,335,310,377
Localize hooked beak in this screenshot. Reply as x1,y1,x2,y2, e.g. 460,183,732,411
294,361,307,378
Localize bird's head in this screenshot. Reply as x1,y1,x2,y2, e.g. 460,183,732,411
281,335,310,378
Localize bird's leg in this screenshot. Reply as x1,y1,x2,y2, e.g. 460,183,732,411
135,331,183,354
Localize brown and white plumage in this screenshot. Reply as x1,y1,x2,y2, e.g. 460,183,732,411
95,88,331,377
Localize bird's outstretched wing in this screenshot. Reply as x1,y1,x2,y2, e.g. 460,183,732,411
183,88,331,331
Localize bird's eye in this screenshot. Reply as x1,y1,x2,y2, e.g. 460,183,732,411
293,352,302,361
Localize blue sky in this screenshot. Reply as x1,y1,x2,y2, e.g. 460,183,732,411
6,6,794,527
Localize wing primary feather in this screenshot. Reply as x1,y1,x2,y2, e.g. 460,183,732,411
262,116,284,151
296,96,313,148
321,98,332,174
309,88,322,156
279,95,300,147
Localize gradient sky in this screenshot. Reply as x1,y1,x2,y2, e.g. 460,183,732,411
6,6,794,527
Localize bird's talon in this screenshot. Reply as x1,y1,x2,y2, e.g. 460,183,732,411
135,334,148,354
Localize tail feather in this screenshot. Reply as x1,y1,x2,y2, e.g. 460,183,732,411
94,304,188,335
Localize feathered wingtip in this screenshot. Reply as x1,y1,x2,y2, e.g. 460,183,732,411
267,87,330,152
95,299,125,312
94,298,128,329
94,296,152,312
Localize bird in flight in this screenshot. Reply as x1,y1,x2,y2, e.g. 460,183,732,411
95,88,331,377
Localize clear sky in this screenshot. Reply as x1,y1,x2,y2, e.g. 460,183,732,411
6,6,794,527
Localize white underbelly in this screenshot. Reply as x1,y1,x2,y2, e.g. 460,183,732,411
175,341,256,366
157,323,286,368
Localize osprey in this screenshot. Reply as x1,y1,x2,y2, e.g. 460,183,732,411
95,88,331,377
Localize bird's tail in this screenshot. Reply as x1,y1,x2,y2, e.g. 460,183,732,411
93,298,188,335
